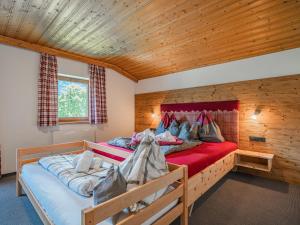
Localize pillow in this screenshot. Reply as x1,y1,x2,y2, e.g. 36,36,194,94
93,165,127,206
189,122,200,140
130,129,182,147
198,112,225,142
155,113,170,135
168,119,180,136
155,130,176,142
178,121,191,140
73,155,103,170
129,132,140,149
107,137,132,149
158,138,183,146
169,113,177,123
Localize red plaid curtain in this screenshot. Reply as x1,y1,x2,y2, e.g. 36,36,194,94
37,53,58,127
89,64,107,124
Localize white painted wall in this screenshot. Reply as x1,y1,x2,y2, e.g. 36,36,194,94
136,48,300,94
0,44,136,174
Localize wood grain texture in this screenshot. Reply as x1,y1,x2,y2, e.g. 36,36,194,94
135,74,300,184
187,151,236,206
0,0,300,80
17,140,187,225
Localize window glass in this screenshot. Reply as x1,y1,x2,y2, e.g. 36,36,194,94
58,76,89,121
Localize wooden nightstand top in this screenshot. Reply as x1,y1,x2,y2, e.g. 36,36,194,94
236,149,274,160
235,149,274,172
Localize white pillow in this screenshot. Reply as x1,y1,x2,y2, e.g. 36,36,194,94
72,153,103,170
75,151,94,173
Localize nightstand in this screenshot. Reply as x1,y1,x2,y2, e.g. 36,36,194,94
235,149,274,172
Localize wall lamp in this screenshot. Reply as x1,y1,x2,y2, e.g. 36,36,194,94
251,108,261,120
151,111,158,118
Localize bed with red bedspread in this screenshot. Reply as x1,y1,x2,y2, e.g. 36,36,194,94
94,141,237,177
94,100,239,178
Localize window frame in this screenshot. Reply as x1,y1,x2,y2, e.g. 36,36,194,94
57,75,90,124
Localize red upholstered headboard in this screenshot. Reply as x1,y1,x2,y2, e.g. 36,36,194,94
160,100,239,143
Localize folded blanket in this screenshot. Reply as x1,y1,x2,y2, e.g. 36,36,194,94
72,155,103,170
39,154,110,197
75,151,94,173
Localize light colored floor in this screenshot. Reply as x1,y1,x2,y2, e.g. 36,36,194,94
0,172,299,225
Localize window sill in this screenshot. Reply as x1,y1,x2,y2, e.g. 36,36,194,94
59,121,90,125
59,118,89,125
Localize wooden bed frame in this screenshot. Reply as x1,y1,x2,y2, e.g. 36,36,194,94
187,150,236,206
85,142,237,207
158,100,240,208
16,140,188,225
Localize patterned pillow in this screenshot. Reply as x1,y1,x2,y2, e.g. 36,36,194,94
155,113,170,135
168,120,180,136
169,113,177,123
190,122,201,140
178,121,191,140
198,112,225,142
107,137,132,149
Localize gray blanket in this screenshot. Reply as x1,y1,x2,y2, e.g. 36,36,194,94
107,137,135,150
39,155,110,197
160,140,201,155
108,137,201,155
120,134,169,212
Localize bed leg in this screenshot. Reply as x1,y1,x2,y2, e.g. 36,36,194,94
16,176,22,196
189,203,194,217
180,166,188,225
16,148,23,197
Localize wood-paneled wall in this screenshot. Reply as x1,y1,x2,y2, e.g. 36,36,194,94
135,75,300,184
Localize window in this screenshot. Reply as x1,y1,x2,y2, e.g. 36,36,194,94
58,75,89,123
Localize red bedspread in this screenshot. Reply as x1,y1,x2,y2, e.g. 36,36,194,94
94,141,237,177
93,142,132,162
166,141,237,177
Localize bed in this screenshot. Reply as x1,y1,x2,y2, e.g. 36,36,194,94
94,100,240,207
16,141,188,225
95,141,237,178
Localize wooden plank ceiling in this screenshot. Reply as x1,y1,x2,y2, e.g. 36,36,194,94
0,0,300,80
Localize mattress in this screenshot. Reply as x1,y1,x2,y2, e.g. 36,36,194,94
94,141,238,177
21,163,177,225
165,141,237,177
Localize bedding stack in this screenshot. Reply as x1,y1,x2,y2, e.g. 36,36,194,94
106,111,225,157
156,111,225,143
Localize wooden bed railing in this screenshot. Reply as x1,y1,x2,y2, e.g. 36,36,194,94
16,140,188,225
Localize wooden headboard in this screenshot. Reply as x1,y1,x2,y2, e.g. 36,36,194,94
160,100,239,143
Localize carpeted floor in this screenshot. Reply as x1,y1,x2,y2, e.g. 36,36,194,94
0,172,299,225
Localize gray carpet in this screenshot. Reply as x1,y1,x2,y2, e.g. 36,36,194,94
0,172,299,225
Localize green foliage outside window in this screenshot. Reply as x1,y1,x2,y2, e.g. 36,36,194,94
58,80,88,118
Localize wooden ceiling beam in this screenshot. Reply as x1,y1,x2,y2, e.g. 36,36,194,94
0,35,138,82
